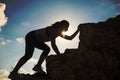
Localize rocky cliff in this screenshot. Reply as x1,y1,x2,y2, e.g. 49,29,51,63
46,15,120,80
10,15,120,80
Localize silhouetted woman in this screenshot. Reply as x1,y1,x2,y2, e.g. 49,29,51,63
9,20,79,79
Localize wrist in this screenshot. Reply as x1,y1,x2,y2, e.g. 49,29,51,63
77,29,79,32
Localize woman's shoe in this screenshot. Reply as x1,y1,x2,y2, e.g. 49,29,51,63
33,65,46,74
8,72,18,79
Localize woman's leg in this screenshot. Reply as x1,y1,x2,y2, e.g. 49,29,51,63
33,43,50,72
8,41,35,79
12,44,34,73
37,43,50,66
10,31,35,74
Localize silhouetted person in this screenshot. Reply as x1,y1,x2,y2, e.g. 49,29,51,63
8,20,79,79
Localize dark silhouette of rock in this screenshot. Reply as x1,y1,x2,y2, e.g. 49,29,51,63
10,15,120,80
46,15,120,80
9,73,51,80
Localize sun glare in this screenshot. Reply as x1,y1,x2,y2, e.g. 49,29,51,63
62,31,66,36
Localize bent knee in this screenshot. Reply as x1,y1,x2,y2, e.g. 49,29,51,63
43,47,50,55
45,47,50,53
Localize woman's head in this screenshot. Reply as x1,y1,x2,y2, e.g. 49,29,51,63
60,20,69,31
52,20,69,31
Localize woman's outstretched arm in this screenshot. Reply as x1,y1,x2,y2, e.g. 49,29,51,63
61,29,79,40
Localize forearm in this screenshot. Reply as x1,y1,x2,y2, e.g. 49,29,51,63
51,42,60,55
65,29,79,40
71,29,79,39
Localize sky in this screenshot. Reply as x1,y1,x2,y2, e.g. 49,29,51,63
0,0,120,80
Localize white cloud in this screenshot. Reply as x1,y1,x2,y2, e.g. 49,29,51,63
118,3,120,6
0,37,12,47
116,12,120,15
28,58,38,64
0,69,10,80
18,68,27,74
22,22,31,27
0,3,8,31
16,37,25,43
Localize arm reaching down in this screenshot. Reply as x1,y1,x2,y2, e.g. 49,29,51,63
51,38,61,56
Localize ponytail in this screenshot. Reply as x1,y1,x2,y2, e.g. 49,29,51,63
50,20,69,29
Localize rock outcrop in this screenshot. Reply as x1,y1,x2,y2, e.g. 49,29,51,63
46,15,120,80
10,15,120,80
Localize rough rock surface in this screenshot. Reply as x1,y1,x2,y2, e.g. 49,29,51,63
46,15,120,80
10,15,120,80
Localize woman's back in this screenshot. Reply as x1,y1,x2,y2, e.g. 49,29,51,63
35,28,51,42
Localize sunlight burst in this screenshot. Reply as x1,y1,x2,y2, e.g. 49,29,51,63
62,31,66,36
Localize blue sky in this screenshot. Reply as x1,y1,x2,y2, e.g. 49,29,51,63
0,0,120,79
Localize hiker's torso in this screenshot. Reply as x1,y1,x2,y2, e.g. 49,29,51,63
35,27,59,42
